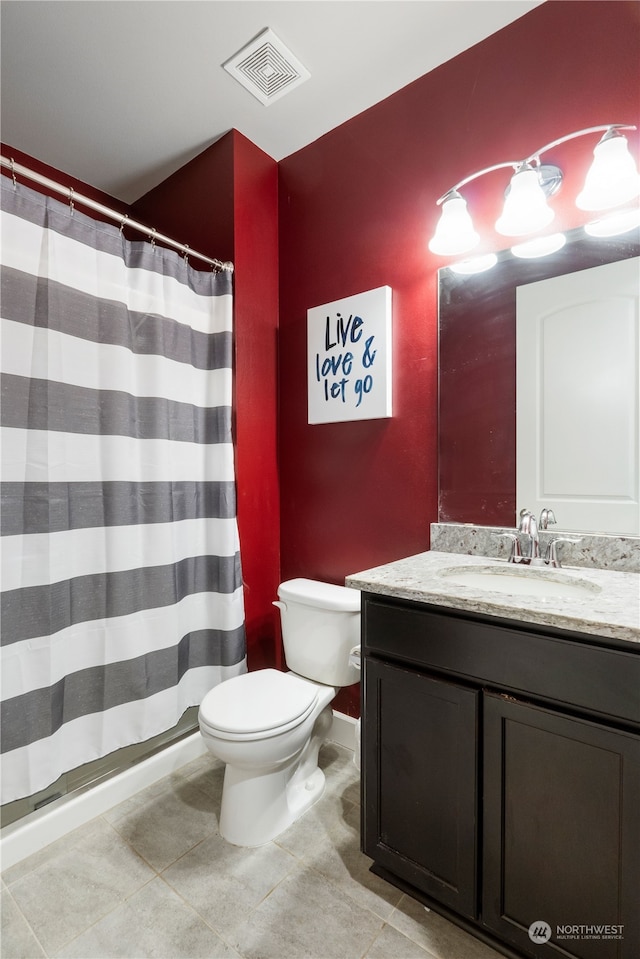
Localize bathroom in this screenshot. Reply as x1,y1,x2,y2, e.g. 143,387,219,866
1,1,639,957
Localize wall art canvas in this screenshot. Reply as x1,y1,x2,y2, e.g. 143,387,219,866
307,285,392,424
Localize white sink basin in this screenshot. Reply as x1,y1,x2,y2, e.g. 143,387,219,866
438,565,601,600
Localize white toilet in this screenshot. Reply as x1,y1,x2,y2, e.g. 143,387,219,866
198,578,361,846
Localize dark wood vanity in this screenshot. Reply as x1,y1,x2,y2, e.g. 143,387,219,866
360,591,640,959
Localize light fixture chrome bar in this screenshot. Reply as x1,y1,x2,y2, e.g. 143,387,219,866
1,156,234,272
523,124,637,165
436,124,637,206
437,162,520,205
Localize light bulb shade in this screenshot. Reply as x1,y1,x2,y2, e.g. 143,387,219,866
449,253,498,275
428,192,479,256
495,166,555,236
510,233,567,259
584,207,640,236
576,133,640,211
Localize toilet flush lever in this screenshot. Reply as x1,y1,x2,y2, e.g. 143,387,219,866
349,646,361,670
272,600,287,612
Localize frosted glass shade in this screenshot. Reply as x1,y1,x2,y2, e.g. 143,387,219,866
576,134,640,210
428,192,479,256
495,166,555,236
449,253,498,275
511,233,566,259
584,208,640,236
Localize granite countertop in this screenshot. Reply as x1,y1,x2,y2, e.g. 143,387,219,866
346,550,640,646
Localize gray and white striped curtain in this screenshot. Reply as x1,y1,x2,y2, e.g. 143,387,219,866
0,177,246,804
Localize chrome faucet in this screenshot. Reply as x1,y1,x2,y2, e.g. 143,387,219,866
518,508,540,562
539,508,557,530
502,508,581,568
543,537,582,568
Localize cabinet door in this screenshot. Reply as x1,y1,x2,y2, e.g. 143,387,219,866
362,658,479,918
483,693,640,959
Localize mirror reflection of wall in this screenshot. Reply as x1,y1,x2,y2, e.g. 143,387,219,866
438,227,640,535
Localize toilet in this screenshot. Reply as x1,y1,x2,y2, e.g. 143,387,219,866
198,578,361,846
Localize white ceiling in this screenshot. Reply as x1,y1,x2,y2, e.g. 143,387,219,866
1,1,542,203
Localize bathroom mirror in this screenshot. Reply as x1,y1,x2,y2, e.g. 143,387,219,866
438,225,640,534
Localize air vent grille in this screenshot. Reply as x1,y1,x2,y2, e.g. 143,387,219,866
223,28,310,106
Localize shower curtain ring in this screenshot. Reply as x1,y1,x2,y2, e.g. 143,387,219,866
149,228,156,249
183,245,189,265
69,187,75,216
120,214,128,235
10,157,17,189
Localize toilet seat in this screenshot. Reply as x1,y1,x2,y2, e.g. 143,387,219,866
199,669,319,742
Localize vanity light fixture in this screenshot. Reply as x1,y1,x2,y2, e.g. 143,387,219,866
576,128,640,210
428,125,639,258
495,163,557,237
428,190,480,256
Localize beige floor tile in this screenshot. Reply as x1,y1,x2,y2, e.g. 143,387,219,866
1,885,46,958
275,787,353,862
319,742,361,792
365,921,437,958
163,830,298,938
6,820,154,955
55,876,240,958
108,776,219,870
229,862,383,959
388,896,506,959
299,801,404,921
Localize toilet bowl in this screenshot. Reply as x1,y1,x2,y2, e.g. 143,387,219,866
198,579,361,846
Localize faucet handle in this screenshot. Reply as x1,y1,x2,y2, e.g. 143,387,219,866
539,508,557,529
518,508,534,532
501,532,524,564
545,537,581,568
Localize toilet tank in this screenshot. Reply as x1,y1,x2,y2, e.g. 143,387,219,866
275,579,361,687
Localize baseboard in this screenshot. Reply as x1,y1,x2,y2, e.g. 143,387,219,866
0,732,207,871
1,711,358,870
329,710,359,752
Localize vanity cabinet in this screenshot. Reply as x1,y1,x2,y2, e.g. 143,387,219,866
361,593,640,959
364,657,479,917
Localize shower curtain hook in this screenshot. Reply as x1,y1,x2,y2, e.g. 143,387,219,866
69,187,75,216
10,157,17,189
183,245,189,265
119,214,128,235
149,227,156,249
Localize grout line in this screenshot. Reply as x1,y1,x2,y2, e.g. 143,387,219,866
3,882,49,959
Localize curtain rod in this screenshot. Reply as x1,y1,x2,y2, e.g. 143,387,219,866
1,156,234,273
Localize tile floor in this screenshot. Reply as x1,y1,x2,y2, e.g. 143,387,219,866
2,743,504,959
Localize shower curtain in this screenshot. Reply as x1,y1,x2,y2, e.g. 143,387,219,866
0,177,246,804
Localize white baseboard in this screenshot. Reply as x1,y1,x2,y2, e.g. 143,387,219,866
0,711,357,870
328,710,358,751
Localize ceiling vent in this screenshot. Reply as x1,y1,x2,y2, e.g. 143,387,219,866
223,28,310,106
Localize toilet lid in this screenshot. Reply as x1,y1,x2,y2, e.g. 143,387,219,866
199,669,319,735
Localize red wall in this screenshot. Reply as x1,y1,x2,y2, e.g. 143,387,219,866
278,0,639,716
132,132,281,673
277,2,639,559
